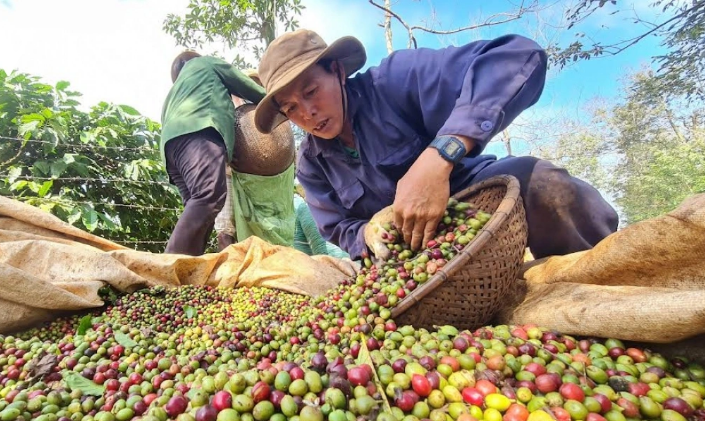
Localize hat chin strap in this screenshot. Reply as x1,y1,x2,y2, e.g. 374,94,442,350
337,67,350,141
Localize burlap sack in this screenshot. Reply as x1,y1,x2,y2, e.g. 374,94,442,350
497,194,705,343
0,196,357,334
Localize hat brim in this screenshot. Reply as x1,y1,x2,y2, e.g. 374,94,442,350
254,36,366,134
244,69,262,87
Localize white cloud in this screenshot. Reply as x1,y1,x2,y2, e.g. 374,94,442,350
296,0,380,48
0,0,191,120
0,0,382,122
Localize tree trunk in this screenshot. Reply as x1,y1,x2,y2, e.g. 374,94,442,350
384,0,393,54
502,129,513,156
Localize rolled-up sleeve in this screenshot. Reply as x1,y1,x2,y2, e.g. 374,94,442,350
210,58,267,104
378,34,547,157
296,157,368,260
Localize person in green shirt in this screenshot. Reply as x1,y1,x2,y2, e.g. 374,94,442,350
161,51,267,255
293,193,349,259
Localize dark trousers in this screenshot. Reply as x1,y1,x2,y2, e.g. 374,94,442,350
470,156,619,258
164,128,228,256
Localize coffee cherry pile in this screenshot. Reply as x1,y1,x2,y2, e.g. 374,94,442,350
364,199,492,283
0,199,703,421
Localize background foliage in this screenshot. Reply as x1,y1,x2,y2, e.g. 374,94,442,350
1,0,704,250
0,70,180,252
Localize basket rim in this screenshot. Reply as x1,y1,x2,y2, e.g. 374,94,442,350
391,174,522,319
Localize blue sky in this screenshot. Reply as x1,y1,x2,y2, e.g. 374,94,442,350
358,0,669,103
350,0,672,157
0,0,671,135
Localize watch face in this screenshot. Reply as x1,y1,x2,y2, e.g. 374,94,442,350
444,141,461,156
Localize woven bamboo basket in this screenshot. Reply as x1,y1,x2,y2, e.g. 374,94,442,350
391,175,528,330
230,102,295,176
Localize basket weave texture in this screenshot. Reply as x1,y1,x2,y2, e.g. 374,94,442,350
231,103,295,176
391,175,528,330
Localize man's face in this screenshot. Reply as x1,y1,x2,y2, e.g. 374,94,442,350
274,63,345,140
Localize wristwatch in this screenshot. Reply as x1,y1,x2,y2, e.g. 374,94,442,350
429,136,467,164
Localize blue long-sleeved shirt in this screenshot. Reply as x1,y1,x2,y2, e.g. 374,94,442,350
296,34,548,260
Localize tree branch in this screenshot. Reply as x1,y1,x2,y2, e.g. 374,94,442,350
569,1,705,58
409,1,536,35
369,0,539,47
368,0,417,48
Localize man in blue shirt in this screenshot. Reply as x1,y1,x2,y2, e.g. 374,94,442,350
253,29,618,261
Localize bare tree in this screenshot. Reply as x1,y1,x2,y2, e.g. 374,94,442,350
366,0,576,156
368,0,544,49
383,0,393,54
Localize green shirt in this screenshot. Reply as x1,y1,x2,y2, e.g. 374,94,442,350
338,139,359,159
293,194,350,259
343,145,359,159
160,57,266,163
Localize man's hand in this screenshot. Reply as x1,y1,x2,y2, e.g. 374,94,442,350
393,135,476,250
363,206,396,263
393,148,453,251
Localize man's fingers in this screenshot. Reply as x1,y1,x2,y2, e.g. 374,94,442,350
402,227,413,245
410,220,425,251
398,212,414,245
422,220,438,249
393,207,404,237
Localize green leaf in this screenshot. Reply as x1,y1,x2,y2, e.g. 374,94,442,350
98,213,118,231
39,202,56,212
79,131,93,144
118,105,141,116
67,207,81,225
34,161,51,176
139,286,166,296
7,167,22,183
21,112,46,123
357,334,392,413
62,370,104,396
76,315,92,336
98,286,119,304
27,181,41,193
19,120,40,134
37,180,53,197
114,331,138,348
125,162,138,180
81,207,99,232
183,305,196,319
56,81,70,91
72,163,90,177
9,180,27,191
50,161,68,178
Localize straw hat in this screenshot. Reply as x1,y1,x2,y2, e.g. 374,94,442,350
244,69,262,87
254,29,366,134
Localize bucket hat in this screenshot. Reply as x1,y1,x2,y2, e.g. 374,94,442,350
254,29,366,134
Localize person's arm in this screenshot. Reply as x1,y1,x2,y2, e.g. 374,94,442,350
376,34,547,250
379,34,547,157
297,200,333,256
296,158,368,260
209,58,267,104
